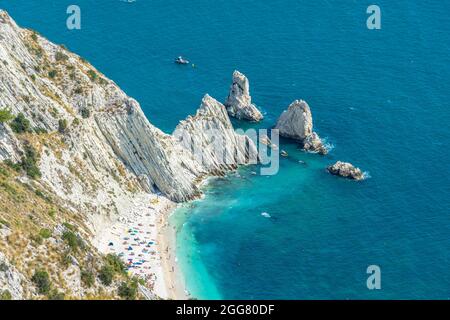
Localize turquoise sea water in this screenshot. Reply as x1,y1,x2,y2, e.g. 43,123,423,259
3,1,449,299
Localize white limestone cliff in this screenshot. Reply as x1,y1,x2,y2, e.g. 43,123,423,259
224,70,263,122
0,124,21,162
0,252,26,300
174,94,258,174
275,100,328,155
0,9,257,239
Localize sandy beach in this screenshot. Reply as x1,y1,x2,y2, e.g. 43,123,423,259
92,192,188,300
156,204,190,300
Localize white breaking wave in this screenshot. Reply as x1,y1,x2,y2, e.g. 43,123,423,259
322,137,335,153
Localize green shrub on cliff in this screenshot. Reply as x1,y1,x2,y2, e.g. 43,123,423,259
118,278,138,300
48,70,57,79
98,254,126,286
39,228,52,239
21,144,41,179
0,108,14,123
81,270,95,288
105,253,126,275
58,119,68,134
87,70,98,82
62,230,84,252
98,264,114,286
62,222,76,231
0,290,12,300
81,108,90,119
31,269,51,295
10,113,31,133
4,160,21,172
55,51,68,62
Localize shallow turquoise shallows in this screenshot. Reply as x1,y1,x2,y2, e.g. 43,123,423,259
4,0,449,299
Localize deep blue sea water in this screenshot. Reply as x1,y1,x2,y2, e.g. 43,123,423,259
3,0,449,299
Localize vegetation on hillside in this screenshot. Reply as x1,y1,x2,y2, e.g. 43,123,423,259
0,162,136,299
0,28,146,301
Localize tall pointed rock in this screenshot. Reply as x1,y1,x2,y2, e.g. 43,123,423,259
224,71,263,122
275,100,328,155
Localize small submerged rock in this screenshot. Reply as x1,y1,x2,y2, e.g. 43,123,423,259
327,161,365,180
224,70,264,122
260,135,271,146
260,134,278,150
275,100,328,155
303,132,328,155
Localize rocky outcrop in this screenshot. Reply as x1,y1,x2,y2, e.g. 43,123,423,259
303,132,327,155
91,103,205,202
0,124,21,162
327,161,365,180
0,252,26,300
0,9,258,206
275,100,327,155
174,94,258,174
224,71,263,122
0,10,210,203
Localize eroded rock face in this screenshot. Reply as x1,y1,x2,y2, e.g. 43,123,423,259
91,102,205,202
173,94,258,174
275,100,327,155
0,124,21,162
224,71,263,122
0,10,256,206
0,252,25,300
0,10,207,203
327,161,365,180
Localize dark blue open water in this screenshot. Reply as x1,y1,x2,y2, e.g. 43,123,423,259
3,0,449,299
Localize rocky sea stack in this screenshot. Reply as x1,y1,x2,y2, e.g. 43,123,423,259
275,100,328,155
224,71,263,122
327,161,365,180
173,94,258,174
